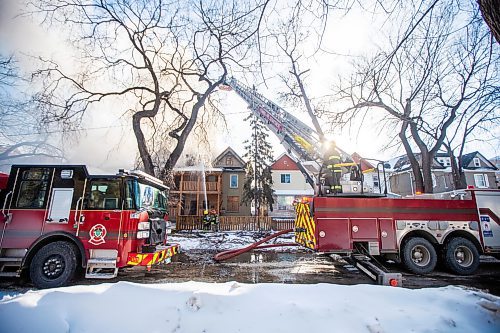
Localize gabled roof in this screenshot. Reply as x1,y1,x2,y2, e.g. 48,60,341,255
213,147,246,169
271,154,300,171
461,151,497,170
386,153,445,172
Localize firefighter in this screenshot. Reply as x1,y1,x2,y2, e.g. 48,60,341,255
323,141,343,194
202,210,211,231
210,209,219,232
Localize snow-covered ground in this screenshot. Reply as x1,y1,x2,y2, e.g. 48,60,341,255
1,281,499,333
168,231,298,251
1,232,499,332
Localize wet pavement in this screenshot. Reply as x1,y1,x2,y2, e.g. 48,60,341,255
1,243,499,296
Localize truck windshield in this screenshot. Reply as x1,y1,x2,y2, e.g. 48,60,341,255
137,182,168,211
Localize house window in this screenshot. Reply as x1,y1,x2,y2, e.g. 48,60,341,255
227,196,239,212
438,158,451,167
226,156,233,166
280,173,291,183
473,158,481,167
230,174,238,188
277,196,294,210
474,174,489,188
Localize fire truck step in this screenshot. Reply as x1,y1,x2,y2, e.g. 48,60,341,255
0,271,20,277
0,257,23,262
85,258,118,279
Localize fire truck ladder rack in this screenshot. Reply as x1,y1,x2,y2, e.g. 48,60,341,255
225,78,354,188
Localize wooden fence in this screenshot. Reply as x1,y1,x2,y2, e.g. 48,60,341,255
175,216,295,232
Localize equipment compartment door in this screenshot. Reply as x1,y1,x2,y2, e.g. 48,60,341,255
379,218,397,250
316,218,350,252
350,218,378,240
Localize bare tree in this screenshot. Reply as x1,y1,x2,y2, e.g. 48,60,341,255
29,0,268,180
478,0,500,43
335,4,499,193
0,54,63,165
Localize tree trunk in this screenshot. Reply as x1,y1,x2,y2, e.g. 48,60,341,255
399,121,424,194
478,0,500,44
444,145,466,190
133,114,155,176
420,151,434,194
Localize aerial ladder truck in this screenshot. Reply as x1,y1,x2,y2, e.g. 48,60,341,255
220,78,500,286
224,78,372,196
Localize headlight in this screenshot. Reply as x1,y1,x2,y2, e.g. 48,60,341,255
137,231,150,239
138,222,150,230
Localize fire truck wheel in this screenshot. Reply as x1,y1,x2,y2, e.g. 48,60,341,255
401,237,437,275
30,241,77,289
443,237,480,275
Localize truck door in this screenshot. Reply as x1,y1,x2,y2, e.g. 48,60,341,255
0,167,54,250
41,167,88,237
79,178,123,249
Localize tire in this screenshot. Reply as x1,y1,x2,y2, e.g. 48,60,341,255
443,237,480,275
30,241,77,289
401,237,437,274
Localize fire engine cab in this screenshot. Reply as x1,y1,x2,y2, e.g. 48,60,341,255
0,165,179,288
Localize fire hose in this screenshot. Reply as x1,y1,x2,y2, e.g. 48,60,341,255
214,228,298,262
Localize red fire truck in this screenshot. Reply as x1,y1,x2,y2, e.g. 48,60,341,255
225,78,500,278
0,165,179,288
294,189,500,275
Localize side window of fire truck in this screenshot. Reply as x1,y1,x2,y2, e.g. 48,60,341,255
84,180,121,210
124,180,137,210
16,168,51,209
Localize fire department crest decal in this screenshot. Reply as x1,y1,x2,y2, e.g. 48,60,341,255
89,224,107,245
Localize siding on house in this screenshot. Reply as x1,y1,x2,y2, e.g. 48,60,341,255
388,151,498,195
270,154,313,217
220,170,250,216
213,147,251,216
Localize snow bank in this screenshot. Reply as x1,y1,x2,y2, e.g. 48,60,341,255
1,282,499,333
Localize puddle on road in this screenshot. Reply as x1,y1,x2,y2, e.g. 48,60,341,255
134,250,358,285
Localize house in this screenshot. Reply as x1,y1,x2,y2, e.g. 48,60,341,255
270,154,314,217
490,156,500,189
169,147,250,220
460,151,497,189
212,147,251,216
170,165,223,218
386,151,498,196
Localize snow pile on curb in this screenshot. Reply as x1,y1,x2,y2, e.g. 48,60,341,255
1,282,499,333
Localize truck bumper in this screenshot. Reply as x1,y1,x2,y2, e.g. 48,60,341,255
126,244,180,267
